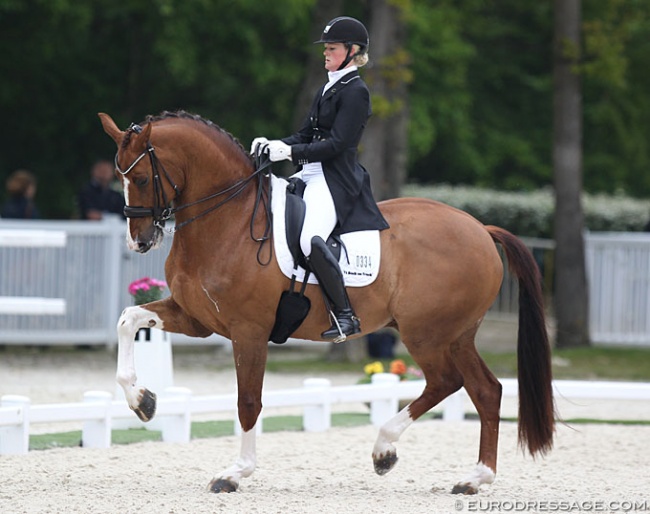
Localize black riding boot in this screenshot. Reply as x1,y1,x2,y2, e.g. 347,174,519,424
307,236,361,342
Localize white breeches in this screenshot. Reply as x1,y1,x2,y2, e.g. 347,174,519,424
297,163,337,257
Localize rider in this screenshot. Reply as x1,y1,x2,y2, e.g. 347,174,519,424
252,16,389,342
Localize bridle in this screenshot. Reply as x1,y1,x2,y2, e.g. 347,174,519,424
115,123,274,263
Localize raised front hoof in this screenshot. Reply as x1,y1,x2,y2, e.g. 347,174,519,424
132,388,157,422
451,483,479,495
373,452,398,476
208,478,238,493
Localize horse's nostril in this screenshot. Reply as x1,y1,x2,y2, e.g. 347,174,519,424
136,241,150,253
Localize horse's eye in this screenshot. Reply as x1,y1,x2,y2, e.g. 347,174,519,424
133,176,149,187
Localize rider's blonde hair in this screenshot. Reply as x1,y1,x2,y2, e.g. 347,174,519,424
352,44,369,67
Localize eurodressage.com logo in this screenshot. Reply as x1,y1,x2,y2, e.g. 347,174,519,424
454,499,649,512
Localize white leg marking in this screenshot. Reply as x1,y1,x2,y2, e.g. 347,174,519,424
215,422,258,486
372,406,414,459
202,284,220,313
116,306,164,409
457,462,496,490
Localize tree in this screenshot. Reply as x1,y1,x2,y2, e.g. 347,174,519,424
362,0,410,200
552,0,590,347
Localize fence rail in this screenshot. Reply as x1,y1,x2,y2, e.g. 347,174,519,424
0,228,67,316
2,375,649,455
1,217,649,346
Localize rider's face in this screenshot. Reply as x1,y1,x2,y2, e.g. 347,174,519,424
323,43,350,72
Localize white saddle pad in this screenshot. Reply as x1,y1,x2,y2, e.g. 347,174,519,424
271,174,381,287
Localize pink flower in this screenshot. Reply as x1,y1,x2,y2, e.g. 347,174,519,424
128,277,167,305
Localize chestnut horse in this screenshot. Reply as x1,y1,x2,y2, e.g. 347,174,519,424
99,110,554,495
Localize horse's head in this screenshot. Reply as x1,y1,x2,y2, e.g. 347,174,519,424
99,113,180,253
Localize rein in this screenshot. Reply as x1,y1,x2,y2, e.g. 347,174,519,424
115,123,274,265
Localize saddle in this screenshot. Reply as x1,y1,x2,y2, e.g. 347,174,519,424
269,177,342,344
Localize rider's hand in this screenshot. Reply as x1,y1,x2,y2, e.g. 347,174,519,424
267,140,292,162
250,137,269,156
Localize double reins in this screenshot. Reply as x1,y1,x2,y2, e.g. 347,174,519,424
115,123,274,264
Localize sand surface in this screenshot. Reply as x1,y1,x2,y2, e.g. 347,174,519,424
1,342,650,513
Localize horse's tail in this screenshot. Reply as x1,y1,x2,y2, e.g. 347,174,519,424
486,225,555,456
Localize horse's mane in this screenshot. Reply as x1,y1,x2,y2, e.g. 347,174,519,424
123,110,253,164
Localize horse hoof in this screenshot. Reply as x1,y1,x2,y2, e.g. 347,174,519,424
373,452,398,475
133,388,157,422
451,483,479,495
208,478,238,493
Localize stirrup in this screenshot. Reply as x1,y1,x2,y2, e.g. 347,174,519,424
321,311,360,343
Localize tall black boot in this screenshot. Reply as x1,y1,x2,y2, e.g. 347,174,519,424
307,236,361,342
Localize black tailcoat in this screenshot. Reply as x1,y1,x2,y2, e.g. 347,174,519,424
282,70,389,235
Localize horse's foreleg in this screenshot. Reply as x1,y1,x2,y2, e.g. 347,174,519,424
116,305,163,421
208,422,258,493
208,338,268,493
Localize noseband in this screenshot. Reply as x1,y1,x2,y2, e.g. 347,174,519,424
114,123,272,235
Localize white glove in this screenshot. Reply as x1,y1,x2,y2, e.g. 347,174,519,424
250,137,269,156
267,140,292,162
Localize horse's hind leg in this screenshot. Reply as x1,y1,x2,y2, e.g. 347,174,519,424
449,326,502,495
372,346,463,476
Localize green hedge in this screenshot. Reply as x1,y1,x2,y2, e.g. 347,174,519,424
402,184,650,238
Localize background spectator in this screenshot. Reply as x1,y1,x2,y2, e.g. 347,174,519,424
1,169,40,219
77,160,125,220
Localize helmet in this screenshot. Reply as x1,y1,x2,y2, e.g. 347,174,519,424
314,16,369,51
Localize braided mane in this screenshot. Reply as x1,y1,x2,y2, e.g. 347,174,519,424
123,110,253,163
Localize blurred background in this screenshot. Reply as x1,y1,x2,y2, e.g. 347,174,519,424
1,0,648,217
1,0,650,350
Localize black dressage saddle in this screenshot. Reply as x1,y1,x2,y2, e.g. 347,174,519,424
269,177,343,344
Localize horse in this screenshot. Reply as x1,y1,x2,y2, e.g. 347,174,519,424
99,110,555,495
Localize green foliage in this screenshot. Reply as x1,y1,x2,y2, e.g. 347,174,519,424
0,0,314,218
403,184,650,237
1,1,650,217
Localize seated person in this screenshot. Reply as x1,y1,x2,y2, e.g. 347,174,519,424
77,160,125,220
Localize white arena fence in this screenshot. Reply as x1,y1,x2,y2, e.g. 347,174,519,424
0,229,67,316
1,216,650,346
1,374,650,455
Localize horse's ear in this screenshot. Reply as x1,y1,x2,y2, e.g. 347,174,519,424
98,113,124,145
131,122,153,151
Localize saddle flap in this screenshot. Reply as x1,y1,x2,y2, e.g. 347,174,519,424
284,190,306,267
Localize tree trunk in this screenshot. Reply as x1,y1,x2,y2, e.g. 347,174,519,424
552,0,590,347
362,0,409,201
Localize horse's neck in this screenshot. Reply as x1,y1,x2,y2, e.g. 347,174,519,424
173,164,259,241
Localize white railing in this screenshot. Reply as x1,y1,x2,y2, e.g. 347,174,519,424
0,229,67,315
1,218,650,346
1,375,649,455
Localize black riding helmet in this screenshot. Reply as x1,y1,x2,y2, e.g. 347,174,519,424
314,16,369,70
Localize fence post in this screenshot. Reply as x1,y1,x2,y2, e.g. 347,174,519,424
370,373,399,427
161,387,192,444
0,395,30,455
82,391,112,449
104,215,125,349
442,390,465,422
302,378,331,432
